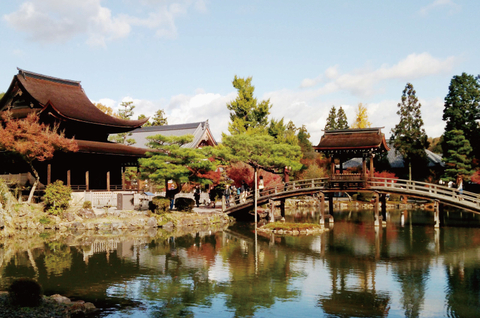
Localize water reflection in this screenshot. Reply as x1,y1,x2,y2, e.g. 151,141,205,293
0,213,480,317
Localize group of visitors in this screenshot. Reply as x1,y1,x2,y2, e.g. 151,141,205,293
190,167,292,209
441,176,464,196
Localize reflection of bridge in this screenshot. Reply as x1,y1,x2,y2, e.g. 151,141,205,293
224,177,480,227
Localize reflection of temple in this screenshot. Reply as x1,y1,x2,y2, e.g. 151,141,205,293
318,257,390,317
80,238,150,263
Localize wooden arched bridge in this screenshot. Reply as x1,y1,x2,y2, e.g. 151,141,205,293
223,177,480,227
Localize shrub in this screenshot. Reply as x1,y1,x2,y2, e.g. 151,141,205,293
175,197,195,212
356,192,374,202
389,194,401,202
39,216,51,225
8,278,43,307
43,180,72,215
149,196,170,214
82,200,92,209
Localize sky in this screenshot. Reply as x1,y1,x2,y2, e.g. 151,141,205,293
0,0,478,144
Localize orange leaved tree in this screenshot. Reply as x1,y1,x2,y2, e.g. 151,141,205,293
0,112,78,203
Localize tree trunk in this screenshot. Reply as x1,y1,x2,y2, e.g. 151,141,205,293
27,161,39,204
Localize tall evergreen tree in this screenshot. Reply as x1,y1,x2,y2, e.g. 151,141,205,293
442,129,474,182
325,106,337,131
227,76,271,135
109,101,136,145
390,83,429,180
336,106,349,129
442,73,480,159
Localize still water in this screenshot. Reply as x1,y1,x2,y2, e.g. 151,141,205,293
1,209,480,317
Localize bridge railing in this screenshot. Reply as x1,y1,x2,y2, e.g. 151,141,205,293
228,178,329,207
369,177,480,207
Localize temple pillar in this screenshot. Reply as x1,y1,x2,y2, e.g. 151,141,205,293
107,171,110,192
121,167,125,190
370,154,375,178
85,171,89,191
362,156,367,178
47,164,51,185
67,170,71,187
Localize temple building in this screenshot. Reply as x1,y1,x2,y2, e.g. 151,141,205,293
129,121,217,149
0,68,148,191
314,128,390,184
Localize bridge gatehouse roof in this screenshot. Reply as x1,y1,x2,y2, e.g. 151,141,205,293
314,127,390,156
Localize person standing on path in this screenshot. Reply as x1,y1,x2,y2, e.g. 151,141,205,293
194,186,201,207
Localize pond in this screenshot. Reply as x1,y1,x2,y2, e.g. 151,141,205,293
1,208,480,317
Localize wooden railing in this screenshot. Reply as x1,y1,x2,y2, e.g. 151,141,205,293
224,176,480,213
369,177,480,210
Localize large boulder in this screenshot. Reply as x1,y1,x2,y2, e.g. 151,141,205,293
77,208,96,219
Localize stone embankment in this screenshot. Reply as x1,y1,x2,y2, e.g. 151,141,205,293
0,205,234,236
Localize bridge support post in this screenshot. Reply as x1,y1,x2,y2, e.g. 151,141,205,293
327,194,334,224
380,194,387,222
434,200,442,228
269,199,275,223
373,192,380,227
318,192,325,226
280,199,285,218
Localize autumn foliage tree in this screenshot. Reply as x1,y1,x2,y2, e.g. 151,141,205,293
0,112,78,203
351,103,371,129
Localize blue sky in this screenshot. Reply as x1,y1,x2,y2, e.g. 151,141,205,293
0,0,478,144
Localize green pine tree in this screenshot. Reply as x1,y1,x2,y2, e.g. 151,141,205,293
227,76,271,135
336,106,349,129
109,101,136,145
390,83,429,180
443,73,480,159
325,106,337,131
442,129,474,182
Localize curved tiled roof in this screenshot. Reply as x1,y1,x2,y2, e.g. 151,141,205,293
76,140,147,157
129,121,218,149
314,127,390,155
4,68,147,131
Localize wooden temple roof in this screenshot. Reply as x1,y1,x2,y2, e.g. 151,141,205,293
76,140,147,157
314,127,390,156
0,68,147,133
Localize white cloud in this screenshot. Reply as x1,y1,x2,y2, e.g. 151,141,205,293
4,0,207,46
300,53,457,98
419,0,460,15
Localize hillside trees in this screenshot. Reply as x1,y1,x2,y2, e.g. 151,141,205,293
390,83,429,180
0,112,78,203
227,76,271,135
